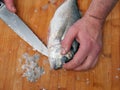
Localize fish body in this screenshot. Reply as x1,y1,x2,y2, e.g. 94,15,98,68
48,0,82,69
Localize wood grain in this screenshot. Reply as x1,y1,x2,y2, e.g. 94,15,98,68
0,0,120,90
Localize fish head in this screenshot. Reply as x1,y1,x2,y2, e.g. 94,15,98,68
48,40,79,70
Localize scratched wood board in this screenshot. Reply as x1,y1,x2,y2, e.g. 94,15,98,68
0,0,120,90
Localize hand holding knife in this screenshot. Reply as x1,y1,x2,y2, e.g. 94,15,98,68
0,1,48,57
0,0,16,12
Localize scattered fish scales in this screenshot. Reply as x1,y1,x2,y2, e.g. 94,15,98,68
117,68,120,71
21,53,45,82
49,0,57,4
42,4,49,10
34,9,38,13
115,75,119,79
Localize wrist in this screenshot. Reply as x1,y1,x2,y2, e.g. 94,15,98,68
83,13,105,28
85,13,105,24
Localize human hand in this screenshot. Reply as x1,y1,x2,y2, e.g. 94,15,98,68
61,15,104,71
3,0,16,12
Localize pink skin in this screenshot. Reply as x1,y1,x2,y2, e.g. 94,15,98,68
61,15,103,71
3,0,16,12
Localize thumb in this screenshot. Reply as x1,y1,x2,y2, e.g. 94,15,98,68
4,0,16,12
61,26,77,54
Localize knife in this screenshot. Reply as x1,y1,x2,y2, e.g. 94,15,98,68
0,1,48,57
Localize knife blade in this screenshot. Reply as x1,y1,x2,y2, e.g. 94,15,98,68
0,1,48,57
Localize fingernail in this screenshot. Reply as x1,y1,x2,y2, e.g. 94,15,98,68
11,6,16,12
61,47,66,55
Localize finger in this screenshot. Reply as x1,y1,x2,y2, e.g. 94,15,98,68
74,56,97,71
91,57,99,68
4,0,16,12
74,46,100,71
63,45,90,70
61,25,78,54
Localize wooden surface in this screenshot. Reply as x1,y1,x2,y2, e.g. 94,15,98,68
0,0,120,90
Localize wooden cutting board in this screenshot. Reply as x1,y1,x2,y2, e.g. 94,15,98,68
0,0,120,90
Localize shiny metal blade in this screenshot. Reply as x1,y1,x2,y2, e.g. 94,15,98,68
0,2,48,56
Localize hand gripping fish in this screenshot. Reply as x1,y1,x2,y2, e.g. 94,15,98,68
48,0,82,69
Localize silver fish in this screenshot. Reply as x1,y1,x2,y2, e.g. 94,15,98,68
48,0,82,69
